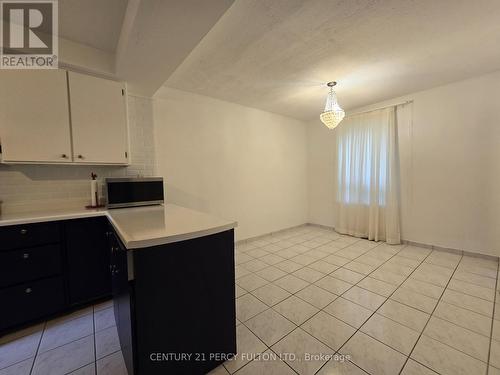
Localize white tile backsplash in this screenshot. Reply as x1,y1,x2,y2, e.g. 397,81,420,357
0,95,156,214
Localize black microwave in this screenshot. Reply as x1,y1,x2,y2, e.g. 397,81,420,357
105,177,164,208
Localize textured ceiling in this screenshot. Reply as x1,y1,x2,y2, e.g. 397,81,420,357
59,0,128,52
165,0,500,120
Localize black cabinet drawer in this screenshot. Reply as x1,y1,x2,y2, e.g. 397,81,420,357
0,276,65,331
0,244,62,288
0,222,61,251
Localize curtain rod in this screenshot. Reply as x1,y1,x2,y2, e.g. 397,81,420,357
347,100,413,117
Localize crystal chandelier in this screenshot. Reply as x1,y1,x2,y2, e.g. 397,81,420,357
320,81,345,129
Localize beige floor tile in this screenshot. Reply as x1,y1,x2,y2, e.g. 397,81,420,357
261,254,286,266
0,328,42,369
308,260,339,274
224,325,266,373
290,254,317,266
344,261,377,275
411,263,453,287
275,248,300,259
235,285,247,298
94,307,115,332
441,289,493,317
236,294,268,322
342,286,386,311
272,328,333,375
292,267,325,283
489,366,500,375
453,271,496,289
301,311,355,351
273,296,319,325
246,248,270,259
316,359,368,375
273,274,309,293
425,251,461,269
433,301,492,337
296,284,337,309
96,351,127,375
0,357,33,375
237,273,269,292
324,298,372,328
95,326,120,360
69,363,95,375
251,283,291,306
378,300,429,332
378,262,413,277
457,263,497,279
93,300,113,313
235,265,252,280
398,246,431,261
341,332,407,375
356,255,386,267
234,350,295,375
315,276,353,295
245,309,295,346
489,340,500,369
357,277,396,297
447,279,495,302
32,335,94,375
274,260,304,273
423,317,490,362
370,269,406,286
331,268,365,284
39,314,94,354
361,313,419,355
411,335,486,375
399,278,444,299
323,254,350,267
390,289,438,314
390,256,421,268
241,259,269,272
400,359,438,375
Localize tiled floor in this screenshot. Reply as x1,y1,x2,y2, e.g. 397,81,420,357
1,225,499,375
0,300,127,375
227,225,500,375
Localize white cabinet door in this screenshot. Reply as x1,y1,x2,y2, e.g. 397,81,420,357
0,70,72,163
68,72,129,165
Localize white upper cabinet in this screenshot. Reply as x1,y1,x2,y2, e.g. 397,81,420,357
68,71,129,165
0,70,72,163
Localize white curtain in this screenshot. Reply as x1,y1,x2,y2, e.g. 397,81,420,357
334,107,401,244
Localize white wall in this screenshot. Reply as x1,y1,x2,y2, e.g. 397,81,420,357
308,70,500,256
153,88,309,241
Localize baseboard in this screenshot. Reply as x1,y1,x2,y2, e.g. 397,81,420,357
306,223,499,261
235,223,309,245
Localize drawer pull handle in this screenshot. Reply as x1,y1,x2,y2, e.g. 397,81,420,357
23,253,29,259
20,229,28,235
25,288,32,294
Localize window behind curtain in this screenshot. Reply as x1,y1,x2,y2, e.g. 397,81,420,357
336,112,389,206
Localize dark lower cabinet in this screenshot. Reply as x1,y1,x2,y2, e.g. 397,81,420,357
0,217,112,333
66,217,111,305
0,276,65,330
110,229,237,375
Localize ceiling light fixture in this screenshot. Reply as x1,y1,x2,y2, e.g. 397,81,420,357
320,81,345,129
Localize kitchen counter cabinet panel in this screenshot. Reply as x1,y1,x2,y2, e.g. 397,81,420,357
66,217,111,305
112,229,237,375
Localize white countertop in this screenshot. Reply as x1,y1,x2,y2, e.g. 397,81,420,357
0,204,237,250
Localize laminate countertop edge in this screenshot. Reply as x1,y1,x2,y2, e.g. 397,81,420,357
0,205,238,250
